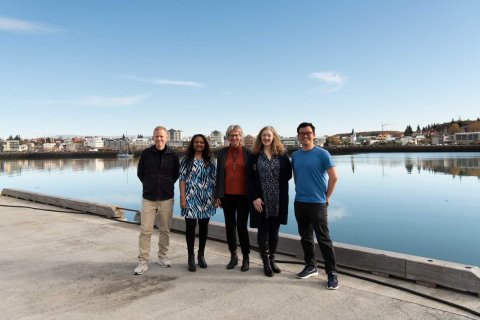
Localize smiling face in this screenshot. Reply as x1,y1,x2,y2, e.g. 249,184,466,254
153,128,168,150
261,129,273,148
193,136,205,153
228,129,242,148
297,125,316,149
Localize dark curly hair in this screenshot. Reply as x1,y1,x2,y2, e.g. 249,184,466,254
185,134,212,166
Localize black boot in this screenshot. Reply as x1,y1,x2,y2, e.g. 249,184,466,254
240,254,249,272
269,238,281,274
262,253,273,277
226,251,238,269
198,250,207,268
259,240,273,277
188,253,196,272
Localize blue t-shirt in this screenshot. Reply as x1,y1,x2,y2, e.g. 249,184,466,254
291,146,335,203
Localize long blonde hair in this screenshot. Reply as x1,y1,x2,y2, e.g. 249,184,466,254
252,126,286,155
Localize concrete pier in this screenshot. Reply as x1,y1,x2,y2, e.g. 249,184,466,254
0,194,479,319
3,187,479,295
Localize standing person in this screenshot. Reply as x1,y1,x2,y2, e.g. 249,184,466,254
134,126,180,275
215,125,252,271
291,122,339,290
179,134,216,272
247,126,292,277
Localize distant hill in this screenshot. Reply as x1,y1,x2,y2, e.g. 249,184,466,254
335,131,402,137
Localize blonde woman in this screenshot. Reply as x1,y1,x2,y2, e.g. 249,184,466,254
247,126,292,277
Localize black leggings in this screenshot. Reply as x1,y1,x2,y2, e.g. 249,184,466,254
222,194,250,255
185,218,210,254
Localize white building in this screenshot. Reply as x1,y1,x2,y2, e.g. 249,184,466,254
453,132,480,145
42,143,57,151
85,136,105,150
281,137,300,148
209,130,224,148
131,138,151,150
3,139,20,152
168,129,184,141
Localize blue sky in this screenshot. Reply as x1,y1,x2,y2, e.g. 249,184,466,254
1,0,479,139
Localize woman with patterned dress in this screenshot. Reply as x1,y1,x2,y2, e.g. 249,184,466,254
247,126,292,277
179,134,216,272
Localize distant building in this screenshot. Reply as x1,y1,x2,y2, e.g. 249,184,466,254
209,130,223,149
85,136,104,150
42,143,57,151
168,129,184,141
431,134,452,145
3,139,20,152
453,132,480,145
131,138,151,151
281,137,300,149
168,129,185,148
315,136,326,147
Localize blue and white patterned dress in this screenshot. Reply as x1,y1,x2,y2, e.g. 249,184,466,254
179,157,217,219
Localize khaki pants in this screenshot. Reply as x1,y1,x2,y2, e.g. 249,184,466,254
138,198,174,262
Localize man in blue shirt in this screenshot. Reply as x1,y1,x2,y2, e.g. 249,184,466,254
291,122,339,290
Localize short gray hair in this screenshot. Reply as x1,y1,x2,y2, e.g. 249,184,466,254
225,124,243,138
153,126,167,133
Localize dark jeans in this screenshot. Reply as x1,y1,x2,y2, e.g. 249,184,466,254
222,194,250,255
257,216,280,250
294,201,337,274
185,218,210,254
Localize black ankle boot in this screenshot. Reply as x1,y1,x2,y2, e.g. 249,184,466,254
240,254,249,272
188,253,196,272
262,253,273,277
226,251,238,269
269,238,281,273
198,250,207,268
270,255,281,274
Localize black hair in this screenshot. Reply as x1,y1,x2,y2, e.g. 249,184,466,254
186,134,212,166
297,122,316,134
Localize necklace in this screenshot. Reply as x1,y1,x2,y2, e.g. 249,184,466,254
231,147,240,171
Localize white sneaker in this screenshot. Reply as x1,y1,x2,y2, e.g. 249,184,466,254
157,257,171,268
134,261,148,275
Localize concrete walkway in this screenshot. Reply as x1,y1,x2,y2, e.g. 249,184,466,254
1,195,479,320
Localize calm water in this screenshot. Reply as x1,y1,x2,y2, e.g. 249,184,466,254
1,152,479,266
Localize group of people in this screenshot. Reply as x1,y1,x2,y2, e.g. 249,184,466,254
133,122,339,290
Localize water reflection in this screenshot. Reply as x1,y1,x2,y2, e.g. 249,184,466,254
0,158,138,176
3,153,479,178
342,153,480,178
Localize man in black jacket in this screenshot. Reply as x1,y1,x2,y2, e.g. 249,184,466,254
134,126,180,275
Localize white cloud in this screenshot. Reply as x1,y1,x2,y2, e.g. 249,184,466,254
117,75,205,88
0,16,59,33
308,71,347,93
25,94,149,107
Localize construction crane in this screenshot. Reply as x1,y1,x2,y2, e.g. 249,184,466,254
381,122,391,132
380,123,392,140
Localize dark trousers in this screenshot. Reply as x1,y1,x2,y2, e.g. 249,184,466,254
222,194,250,255
185,218,210,254
257,216,280,251
294,201,337,274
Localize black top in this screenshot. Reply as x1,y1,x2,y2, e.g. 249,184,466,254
137,145,180,201
247,153,292,227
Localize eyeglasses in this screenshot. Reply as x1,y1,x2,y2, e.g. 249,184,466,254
298,131,313,137
229,134,241,139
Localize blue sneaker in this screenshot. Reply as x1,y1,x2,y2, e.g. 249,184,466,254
327,272,339,290
296,265,318,279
